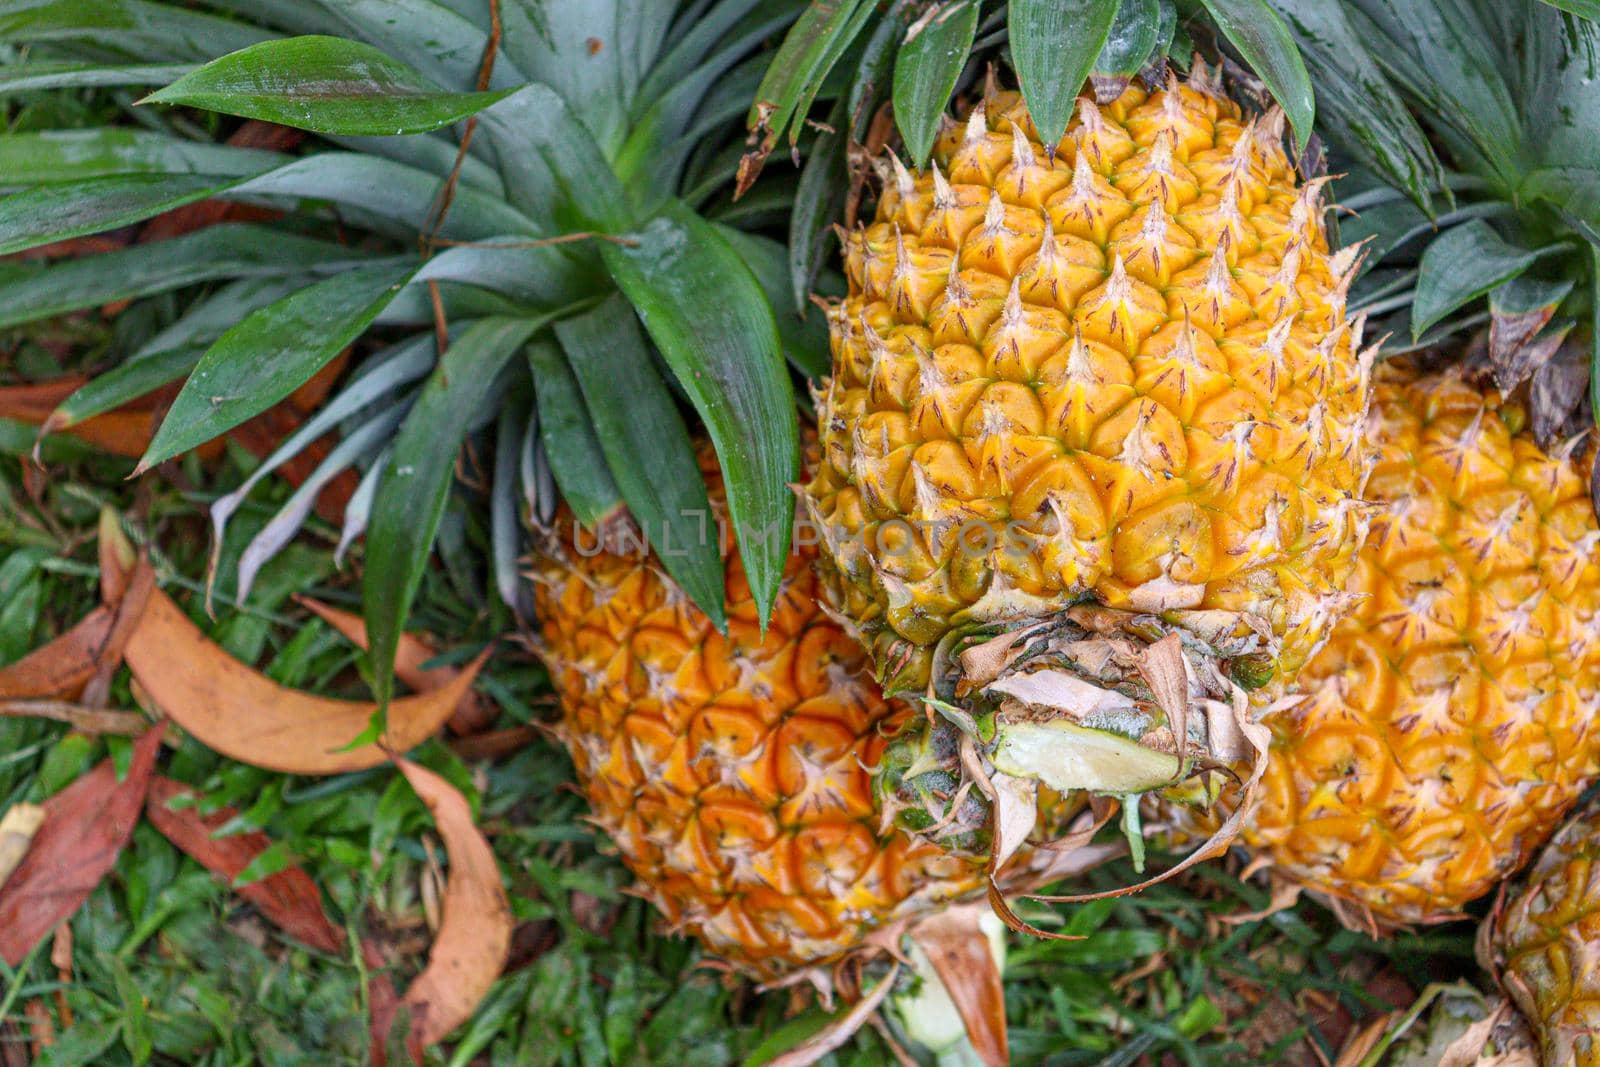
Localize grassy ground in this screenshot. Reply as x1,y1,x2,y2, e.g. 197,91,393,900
0,357,1487,1067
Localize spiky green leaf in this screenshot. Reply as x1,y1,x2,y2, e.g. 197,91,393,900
1271,0,1446,210
1008,0,1120,148
0,225,371,330
1411,220,1565,338
893,1,981,168
142,36,518,135
1198,0,1314,152
554,295,727,627
1097,0,1162,79
525,340,624,531
602,201,798,627
139,262,419,471
1541,0,1600,18
364,317,542,708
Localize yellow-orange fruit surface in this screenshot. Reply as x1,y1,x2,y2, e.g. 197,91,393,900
1251,365,1600,924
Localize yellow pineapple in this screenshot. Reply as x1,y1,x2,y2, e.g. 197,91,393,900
1488,803,1600,1067
1249,362,1600,926
804,71,1371,804
529,455,990,978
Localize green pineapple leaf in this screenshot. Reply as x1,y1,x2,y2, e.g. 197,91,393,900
1271,0,1446,211
554,294,728,629
746,0,874,155
0,224,371,330
892,0,981,169
718,227,832,380
1540,0,1600,18
1009,0,1120,148
0,0,273,62
526,340,624,532
364,317,543,710
38,348,202,441
138,262,420,473
141,36,518,135
0,129,283,182
602,201,798,629
1411,220,1567,338
0,175,248,258
0,60,191,93
1199,0,1315,153
1096,0,1162,80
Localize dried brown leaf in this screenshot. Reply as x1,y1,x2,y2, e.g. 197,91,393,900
0,608,114,700
907,906,1008,1067
765,962,901,1067
377,760,512,1052
295,596,496,734
0,804,45,892
0,726,163,966
145,776,344,955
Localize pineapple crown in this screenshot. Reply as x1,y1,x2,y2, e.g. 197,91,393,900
0,0,834,698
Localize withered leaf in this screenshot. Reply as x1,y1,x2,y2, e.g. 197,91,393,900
294,597,495,735
0,725,164,966
907,905,1008,1067
145,776,344,955
0,607,114,701
100,513,485,774
764,963,902,1067
376,760,512,1051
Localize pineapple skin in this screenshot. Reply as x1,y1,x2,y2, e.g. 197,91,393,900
1492,804,1600,1067
530,466,984,978
803,78,1371,695
1251,365,1600,925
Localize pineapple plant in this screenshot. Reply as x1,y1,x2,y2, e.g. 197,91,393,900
1247,360,1600,927
1488,802,1600,1067
0,0,822,702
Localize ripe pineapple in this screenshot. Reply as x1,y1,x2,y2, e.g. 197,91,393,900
529,457,987,977
803,73,1372,804
1248,362,1600,925
1489,803,1600,1067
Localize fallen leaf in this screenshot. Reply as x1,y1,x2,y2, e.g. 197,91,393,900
145,776,344,955
0,700,147,736
0,608,114,700
99,513,486,774
907,906,1008,1067
80,555,154,708
0,804,46,891
374,760,512,1055
295,597,495,735
0,725,164,966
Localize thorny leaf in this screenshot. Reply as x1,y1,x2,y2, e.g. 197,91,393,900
0,726,164,966
100,513,487,774
374,760,513,1056
145,776,344,955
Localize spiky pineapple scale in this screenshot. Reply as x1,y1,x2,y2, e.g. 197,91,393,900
804,77,1370,697
1251,365,1600,923
1493,804,1600,1067
531,468,983,977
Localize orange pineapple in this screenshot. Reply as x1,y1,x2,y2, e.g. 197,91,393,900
1249,362,1600,925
